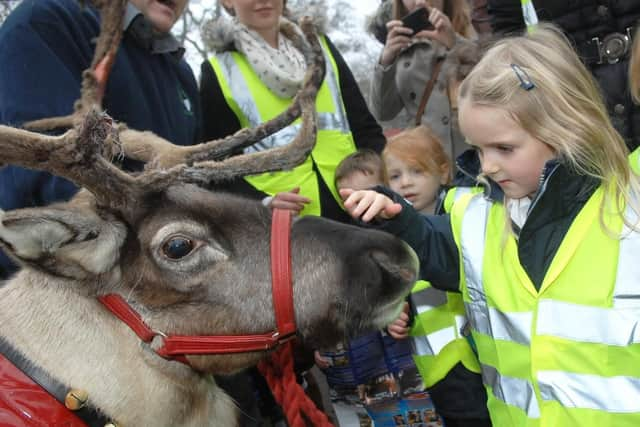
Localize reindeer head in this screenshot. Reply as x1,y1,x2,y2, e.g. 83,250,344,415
0,2,417,376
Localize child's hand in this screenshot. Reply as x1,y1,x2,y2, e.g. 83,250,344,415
266,187,311,215
339,189,402,222
314,350,331,369
387,302,410,340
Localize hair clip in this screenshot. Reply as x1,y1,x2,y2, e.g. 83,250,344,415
510,64,535,91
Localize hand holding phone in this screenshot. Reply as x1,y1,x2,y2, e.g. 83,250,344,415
401,7,435,35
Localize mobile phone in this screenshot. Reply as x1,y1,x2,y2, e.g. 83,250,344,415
401,8,434,35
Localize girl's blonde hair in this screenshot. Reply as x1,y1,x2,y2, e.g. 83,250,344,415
392,0,475,39
459,23,639,230
383,125,452,185
630,27,640,104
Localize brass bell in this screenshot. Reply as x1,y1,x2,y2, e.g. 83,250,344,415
64,388,89,410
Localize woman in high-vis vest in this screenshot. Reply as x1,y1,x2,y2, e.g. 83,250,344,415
199,0,385,223
341,24,640,427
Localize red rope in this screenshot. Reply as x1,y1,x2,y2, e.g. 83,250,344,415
258,342,334,427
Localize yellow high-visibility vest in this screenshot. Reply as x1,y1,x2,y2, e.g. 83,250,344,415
208,37,356,217
410,187,482,388
410,279,481,388
450,188,640,426
630,148,640,175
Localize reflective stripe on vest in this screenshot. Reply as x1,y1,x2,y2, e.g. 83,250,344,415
443,186,479,214
520,0,539,32
410,283,481,387
411,187,483,388
212,42,349,152
411,284,465,357
454,189,640,425
209,37,356,216
631,148,640,175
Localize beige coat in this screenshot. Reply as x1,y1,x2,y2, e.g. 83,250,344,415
370,38,468,164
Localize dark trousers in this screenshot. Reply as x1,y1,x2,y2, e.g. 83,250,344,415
443,416,493,427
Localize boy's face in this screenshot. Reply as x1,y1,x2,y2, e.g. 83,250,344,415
337,171,382,200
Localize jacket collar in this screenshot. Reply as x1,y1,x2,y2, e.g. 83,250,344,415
123,3,184,59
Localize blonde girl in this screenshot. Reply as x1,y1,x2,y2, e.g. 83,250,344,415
341,24,640,427
383,125,451,214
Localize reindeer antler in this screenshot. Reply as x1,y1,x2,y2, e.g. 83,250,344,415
0,111,138,207
118,16,325,169
0,3,325,210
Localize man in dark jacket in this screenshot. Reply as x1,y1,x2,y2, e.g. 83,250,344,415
0,0,200,279
487,0,640,151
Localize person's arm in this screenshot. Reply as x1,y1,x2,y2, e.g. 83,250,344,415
199,60,243,142
369,60,405,122
342,186,461,292
378,189,460,291
324,37,386,153
0,0,86,210
0,0,94,277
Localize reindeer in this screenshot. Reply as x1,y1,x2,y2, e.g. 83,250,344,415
0,1,417,426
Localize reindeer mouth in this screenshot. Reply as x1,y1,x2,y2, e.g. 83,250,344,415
337,242,418,339
367,242,418,325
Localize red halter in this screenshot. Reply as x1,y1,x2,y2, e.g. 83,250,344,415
99,209,333,426
98,208,297,362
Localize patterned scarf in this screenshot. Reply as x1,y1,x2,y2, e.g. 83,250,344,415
231,17,307,99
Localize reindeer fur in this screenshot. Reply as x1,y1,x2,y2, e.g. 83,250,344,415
0,3,416,424
0,187,417,426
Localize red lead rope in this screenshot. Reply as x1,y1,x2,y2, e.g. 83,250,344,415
258,209,333,427
258,341,334,427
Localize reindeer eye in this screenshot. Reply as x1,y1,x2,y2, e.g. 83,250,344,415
162,236,195,260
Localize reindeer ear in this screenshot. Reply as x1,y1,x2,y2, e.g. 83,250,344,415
0,204,127,279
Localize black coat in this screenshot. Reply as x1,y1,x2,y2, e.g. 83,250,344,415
487,0,640,151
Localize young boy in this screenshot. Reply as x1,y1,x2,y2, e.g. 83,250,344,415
335,148,387,194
